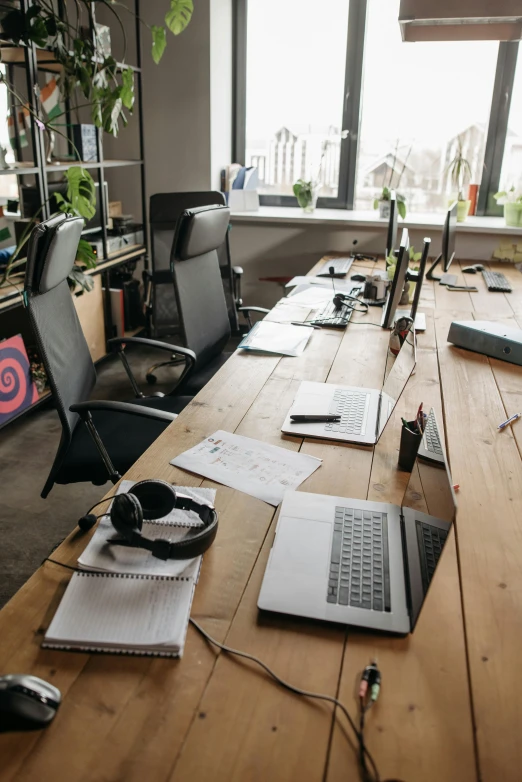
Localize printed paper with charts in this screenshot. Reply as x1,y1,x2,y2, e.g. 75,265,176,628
171,431,322,506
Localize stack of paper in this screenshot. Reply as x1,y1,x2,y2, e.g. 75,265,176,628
238,320,313,356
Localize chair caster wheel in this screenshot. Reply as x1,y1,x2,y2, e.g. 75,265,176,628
146,374,157,385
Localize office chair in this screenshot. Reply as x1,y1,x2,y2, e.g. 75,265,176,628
24,213,195,497
146,204,268,394
146,191,244,339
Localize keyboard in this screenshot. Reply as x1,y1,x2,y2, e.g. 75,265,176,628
316,257,354,278
327,507,391,611
416,521,448,593
482,270,512,292
440,273,458,286
325,388,371,436
309,300,354,328
423,411,443,456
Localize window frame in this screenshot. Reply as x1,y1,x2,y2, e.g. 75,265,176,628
233,0,520,214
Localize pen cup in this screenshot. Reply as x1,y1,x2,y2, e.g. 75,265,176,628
398,420,422,471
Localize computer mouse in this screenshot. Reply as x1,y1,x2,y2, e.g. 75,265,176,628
474,264,485,271
462,266,477,274
351,274,366,282
0,674,61,732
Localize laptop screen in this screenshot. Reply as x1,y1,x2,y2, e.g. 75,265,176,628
376,329,417,439
400,410,457,630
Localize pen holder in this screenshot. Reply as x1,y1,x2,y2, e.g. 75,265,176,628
398,420,422,471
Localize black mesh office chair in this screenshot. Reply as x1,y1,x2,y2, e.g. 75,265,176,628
146,191,243,338
146,204,268,394
24,214,195,497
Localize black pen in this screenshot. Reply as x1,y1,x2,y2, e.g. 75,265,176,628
290,414,341,423
290,321,321,330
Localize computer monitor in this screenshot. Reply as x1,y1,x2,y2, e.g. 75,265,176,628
21,181,109,235
382,228,410,328
426,201,457,281
385,191,398,258
409,237,430,324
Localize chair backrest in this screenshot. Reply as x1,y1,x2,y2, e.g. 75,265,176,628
24,214,94,484
149,191,229,335
171,205,231,367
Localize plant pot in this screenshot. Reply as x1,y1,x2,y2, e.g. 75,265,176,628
504,202,522,227
457,200,471,222
379,200,391,219
300,185,320,214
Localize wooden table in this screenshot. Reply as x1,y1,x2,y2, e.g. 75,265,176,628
1,256,521,782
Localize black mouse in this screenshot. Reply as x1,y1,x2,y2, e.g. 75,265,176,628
351,274,366,282
462,266,477,274
0,674,61,732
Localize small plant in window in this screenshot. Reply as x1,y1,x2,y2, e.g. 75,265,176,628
494,187,522,228
293,130,348,213
373,140,410,219
447,135,473,222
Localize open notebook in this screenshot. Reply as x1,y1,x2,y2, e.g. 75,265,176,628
43,484,215,658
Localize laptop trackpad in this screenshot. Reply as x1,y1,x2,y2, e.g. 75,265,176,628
271,517,330,576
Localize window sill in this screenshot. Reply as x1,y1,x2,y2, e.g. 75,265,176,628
230,206,520,236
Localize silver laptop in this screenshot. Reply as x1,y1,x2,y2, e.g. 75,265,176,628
259,411,455,634
281,329,416,446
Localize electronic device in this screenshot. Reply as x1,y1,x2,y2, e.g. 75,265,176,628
385,190,398,257
439,272,458,287
21,181,109,235
351,274,366,282
308,298,356,328
363,275,388,302
395,237,430,332
88,226,143,260
417,408,445,464
78,479,218,560
447,320,522,367
260,410,455,634
462,264,485,274
281,327,416,445
426,202,457,282
481,270,512,293
381,228,410,328
0,674,61,732
316,256,354,278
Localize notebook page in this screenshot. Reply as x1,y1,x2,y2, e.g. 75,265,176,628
44,573,193,650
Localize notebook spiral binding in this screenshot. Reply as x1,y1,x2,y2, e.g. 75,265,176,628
77,571,192,582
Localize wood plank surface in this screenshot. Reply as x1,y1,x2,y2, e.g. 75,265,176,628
1,256,521,782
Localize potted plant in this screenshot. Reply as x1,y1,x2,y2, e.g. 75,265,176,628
373,140,410,219
447,135,472,222
293,179,321,213
494,188,522,227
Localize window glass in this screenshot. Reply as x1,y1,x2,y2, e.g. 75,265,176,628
355,0,498,214
245,0,349,199
499,56,522,192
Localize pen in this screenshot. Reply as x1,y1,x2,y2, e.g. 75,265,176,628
290,414,341,423
498,412,521,430
291,321,321,330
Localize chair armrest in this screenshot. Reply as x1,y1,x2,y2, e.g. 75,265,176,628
107,337,196,398
232,266,243,276
237,306,270,329
70,400,178,423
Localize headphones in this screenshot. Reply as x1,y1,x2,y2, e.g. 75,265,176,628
78,479,218,560
332,291,369,314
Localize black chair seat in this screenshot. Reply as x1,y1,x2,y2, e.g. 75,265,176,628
174,352,232,396
54,395,192,486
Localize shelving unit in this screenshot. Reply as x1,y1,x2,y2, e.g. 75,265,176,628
0,0,148,431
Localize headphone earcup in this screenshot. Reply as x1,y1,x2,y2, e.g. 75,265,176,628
131,479,177,519
111,493,144,538
78,513,97,532
333,294,344,310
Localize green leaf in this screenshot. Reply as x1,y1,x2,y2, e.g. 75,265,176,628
382,186,390,200
28,15,48,47
165,0,194,35
68,266,94,293
373,199,379,210
121,68,135,111
397,200,406,219
64,166,97,221
152,25,167,64
76,239,97,268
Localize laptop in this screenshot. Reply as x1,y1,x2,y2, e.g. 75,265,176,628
417,408,445,464
258,411,455,634
281,329,416,446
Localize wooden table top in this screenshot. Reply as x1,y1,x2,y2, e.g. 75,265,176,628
1,255,521,782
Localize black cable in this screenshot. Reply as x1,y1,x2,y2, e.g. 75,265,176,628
189,618,380,782
44,557,79,571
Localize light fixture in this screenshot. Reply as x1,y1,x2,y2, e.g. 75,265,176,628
399,1,522,42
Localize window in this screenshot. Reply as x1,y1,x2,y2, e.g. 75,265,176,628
242,0,351,205
355,0,498,213
235,0,519,215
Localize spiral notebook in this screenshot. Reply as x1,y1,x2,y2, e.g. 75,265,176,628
43,572,195,657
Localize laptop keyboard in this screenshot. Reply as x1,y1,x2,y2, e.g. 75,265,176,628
423,412,443,455
309,300,355,328
325,389,371,436
327,507,391,611
416,521,448,593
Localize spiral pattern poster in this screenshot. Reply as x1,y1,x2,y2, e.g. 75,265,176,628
0,334,39,425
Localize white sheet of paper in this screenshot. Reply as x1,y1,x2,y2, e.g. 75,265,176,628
286,276,360,293
238,320,313,356
279,286,333,307
77,483,216,579
171,431,322,506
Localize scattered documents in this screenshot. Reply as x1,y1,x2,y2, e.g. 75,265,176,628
238,320,313,356
171,431,322,506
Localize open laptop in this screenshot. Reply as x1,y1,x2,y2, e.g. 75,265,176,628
281,328,416,446
259,411,455,634
417,407,445,465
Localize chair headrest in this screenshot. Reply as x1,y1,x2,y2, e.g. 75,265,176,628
173,205,230,261
25,214,84,294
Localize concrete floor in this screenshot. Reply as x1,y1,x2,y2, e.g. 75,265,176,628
0,344,178,608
